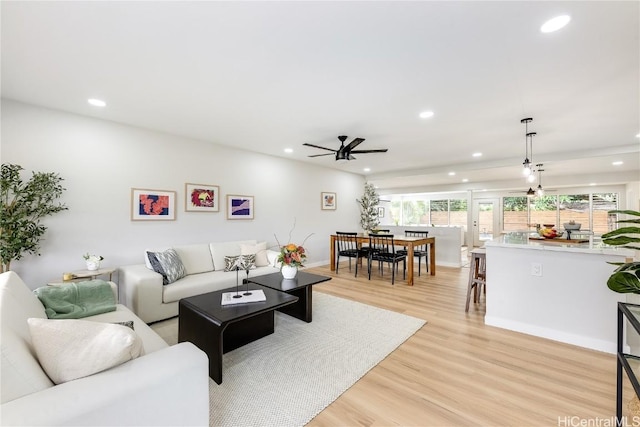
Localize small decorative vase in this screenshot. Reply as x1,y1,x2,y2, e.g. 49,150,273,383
281,265,297,279
86,261,100,271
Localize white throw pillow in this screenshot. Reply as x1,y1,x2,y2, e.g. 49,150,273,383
27,318,144,385
240,241,269,267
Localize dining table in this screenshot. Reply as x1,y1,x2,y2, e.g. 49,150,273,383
329,233,435,286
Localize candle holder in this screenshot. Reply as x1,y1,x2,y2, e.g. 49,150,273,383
233,267,242,298
243,268,252,296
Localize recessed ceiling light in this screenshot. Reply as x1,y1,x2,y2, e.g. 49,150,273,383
472,152,482,157
87,98,106,107
448,172,455,176
612,161,624,166
541,15,571,33
284,148,293,153
462,178,469,183
419,111,434,119
363,168,371,172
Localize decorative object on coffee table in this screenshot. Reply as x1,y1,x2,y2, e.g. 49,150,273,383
233,261,242,299
281,264,297,279
243,263,252,296
275,219,313,279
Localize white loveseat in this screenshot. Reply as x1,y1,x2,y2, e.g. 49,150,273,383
119,240,281,323
0,271,210,426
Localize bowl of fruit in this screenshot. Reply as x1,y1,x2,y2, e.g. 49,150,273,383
539,227,563,239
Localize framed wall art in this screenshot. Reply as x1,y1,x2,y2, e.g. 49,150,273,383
131,188,176,221
185,183,220,212
378,207,385,218
321,192,337,210
226,195,254,220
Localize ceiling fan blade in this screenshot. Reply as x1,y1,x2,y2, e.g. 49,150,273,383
350,149,389,154
303,143,337,152
344,138,365,151
308,153,336,158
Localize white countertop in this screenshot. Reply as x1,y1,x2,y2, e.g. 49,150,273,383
485,234,636,257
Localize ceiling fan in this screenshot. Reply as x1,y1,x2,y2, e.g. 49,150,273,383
303,136,388,161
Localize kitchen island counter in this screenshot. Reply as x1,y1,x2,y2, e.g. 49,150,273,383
483,236,635,353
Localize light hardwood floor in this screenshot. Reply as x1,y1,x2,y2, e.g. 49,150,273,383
305,261,619,426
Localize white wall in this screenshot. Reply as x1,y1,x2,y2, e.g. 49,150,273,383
1,100,364,287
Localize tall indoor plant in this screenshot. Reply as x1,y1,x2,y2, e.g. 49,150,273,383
0,163,68,272
602,209,640,294
357,182,380,232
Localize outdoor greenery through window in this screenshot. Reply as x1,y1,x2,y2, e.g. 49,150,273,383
385,197,467,228
502,193,618,232
386,192,617,233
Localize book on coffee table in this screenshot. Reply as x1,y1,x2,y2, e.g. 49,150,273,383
221,289,267,306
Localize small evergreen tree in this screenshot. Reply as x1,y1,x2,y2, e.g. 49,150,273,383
357,182,380,232
0,164,68,272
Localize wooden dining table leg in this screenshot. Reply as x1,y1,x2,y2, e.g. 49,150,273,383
330,235,336,271
429,241,436,275
407,243,415,286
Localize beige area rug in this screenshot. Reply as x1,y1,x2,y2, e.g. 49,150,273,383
151,292,426,427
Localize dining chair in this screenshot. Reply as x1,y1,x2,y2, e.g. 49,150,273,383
465,248,486,312
367,234,406,285
397,230,429,276
335,232,369,277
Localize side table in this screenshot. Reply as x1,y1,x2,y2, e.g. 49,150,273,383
49,268,118,302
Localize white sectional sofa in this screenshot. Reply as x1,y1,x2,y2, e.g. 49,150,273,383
119,240,281,323
0,271,210,426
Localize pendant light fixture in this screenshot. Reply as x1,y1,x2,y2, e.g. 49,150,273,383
536,164,545,196
520,118,536,178
526,187,536,197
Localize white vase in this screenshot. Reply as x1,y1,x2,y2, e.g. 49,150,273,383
86,261,100,271
281,265,297,279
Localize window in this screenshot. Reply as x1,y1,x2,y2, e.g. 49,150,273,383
530,195,558,228
429,200,448,226
402,199,427,225
449,199,468,228
503,197,528,231
593,193,618,234
558,194,589,230
502,193,618,233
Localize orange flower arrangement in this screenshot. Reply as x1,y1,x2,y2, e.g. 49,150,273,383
277,243,307,268
274,219,313,268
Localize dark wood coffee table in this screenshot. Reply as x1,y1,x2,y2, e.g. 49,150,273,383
178,284,298,384
248,271,331,323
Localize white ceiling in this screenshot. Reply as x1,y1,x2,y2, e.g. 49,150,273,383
2,1,638,193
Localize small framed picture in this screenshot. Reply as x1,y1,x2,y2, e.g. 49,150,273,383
131,188,176,221
321,192,337,210
185,183,220,212
227,195,254,220
378,207,385,218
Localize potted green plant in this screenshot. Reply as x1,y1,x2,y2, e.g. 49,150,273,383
0,164,68,272
602,210,640,294
357,182,380,233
